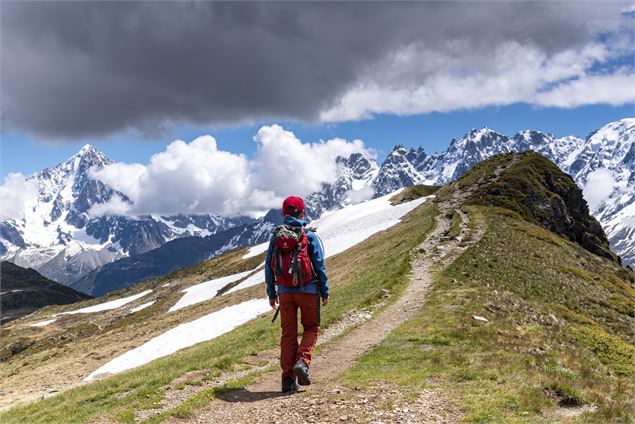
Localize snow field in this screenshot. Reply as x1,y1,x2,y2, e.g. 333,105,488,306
168,270,253,312
315,190,430,257
223,269,265,296
242,243,268,259
30,319,57,327
129,301,156,313
84,297,272,381
54,289,153,315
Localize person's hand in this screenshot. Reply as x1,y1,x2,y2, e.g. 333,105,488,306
269,296,279,309
321,297,329,306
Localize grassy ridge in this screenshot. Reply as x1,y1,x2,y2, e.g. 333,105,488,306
343,207,634,423
390,185,440,205
437,152,617,263
0,193,437,424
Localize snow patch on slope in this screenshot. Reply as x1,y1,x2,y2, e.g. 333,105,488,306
168,270,253,312
129,301,156,313
317,190,429,257
55,290,152,315
30,319,57,327
223,269,266,296
84,298,271,381
242,244,269,259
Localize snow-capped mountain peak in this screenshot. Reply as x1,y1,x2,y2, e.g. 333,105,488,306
53,144,111,177
78,143,99,154
1,146,253,284
459,127,509,150
372,119,634,266
335,152,376,179
372,145,424,196
568,119,635,184
306,151,380,216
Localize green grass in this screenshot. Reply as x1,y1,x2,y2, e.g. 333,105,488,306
0,197,437,424
570,325,634,376
447,209,463,239
390,184,440,205
343,207,634,423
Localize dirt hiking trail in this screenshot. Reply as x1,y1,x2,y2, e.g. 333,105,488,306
140,182,491,424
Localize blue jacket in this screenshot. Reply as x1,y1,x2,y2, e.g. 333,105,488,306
265,215,330,299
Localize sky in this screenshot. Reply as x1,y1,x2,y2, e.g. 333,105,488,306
1,1,634,217
2,104,633,180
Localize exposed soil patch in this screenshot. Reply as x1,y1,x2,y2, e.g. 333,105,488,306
549,404,598,419
203,384,461,424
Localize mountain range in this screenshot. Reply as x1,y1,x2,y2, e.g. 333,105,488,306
0,145,254,285
386,118,634,267
1,118,633,295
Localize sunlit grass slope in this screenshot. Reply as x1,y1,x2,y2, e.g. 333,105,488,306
344,206,634,423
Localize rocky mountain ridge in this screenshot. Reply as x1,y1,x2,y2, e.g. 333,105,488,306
1,119,633,293
382,119,634,265
0,146,254,284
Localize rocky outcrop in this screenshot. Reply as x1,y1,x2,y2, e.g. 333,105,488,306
460,152,619,263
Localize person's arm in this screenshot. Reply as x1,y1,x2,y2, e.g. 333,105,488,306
264,238,278,302
307,231,329,299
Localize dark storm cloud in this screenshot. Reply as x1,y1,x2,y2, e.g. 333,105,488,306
0,1,627,140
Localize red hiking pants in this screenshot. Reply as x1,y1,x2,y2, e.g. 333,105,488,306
279,292,320,379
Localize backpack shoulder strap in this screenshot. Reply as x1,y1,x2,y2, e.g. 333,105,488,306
306,231,325,258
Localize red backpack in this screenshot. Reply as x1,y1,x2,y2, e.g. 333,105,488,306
270,224,314,288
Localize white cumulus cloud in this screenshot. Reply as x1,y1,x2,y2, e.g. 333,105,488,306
345,186,375,204
253,125,374,198
0,173,38,220
534,71,635,108
88,195,133,218
88,126,373,217
91,135,252,216
583,168,617,211
89,163,145,204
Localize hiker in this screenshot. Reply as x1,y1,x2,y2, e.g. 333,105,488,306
265,196,330,393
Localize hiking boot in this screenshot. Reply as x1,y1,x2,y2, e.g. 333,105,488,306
293,359,311,386
281,376,299,393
